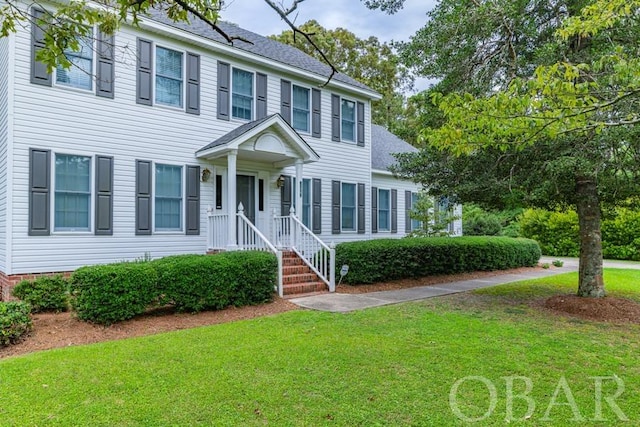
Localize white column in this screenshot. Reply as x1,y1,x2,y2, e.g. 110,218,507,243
227,150,237,250
295,159,303,219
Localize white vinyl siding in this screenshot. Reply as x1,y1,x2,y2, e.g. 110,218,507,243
292,85,310,133
155,46,183,107
378,189,390,231
55,33,93,90
341,99,356,142
341,182,356,231
155,164,182,231
54,154,91,231
232,68,253,120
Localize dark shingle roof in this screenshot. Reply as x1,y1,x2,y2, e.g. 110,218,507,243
147,10,375,93
371,124,418,171
197,114,276,152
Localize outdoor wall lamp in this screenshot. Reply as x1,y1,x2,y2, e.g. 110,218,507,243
201,168,211,182
276,174,286,188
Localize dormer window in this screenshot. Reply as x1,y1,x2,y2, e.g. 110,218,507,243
232,68,253,120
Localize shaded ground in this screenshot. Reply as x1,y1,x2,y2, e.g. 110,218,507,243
4,264,639,359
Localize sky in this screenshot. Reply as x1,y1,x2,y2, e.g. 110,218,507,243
220,0,438,92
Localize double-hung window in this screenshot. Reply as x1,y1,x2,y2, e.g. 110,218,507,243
341,99,356,142
155,46,183,107
292,85,310,133
56,32,93,90
341,182,356,231
155,164,183,231
54,154,91,231
411,192,421,231
232,68,253,120
378,189,390,231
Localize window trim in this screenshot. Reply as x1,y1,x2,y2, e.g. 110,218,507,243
377,188,391,232
340,181,357,232
291,84,311,134
231,67,255,121
153,44,185,109
153,163,184,233
51,152,94,233
54,29,95,92
340,98,357,143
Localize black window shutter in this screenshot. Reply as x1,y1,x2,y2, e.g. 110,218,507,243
331,94,340,142
405,190,412,233
215,174,223,209
312,88,321,138
312,178,322,234
29,148,51,236
135,160,152,235
185,165,200,235
95,156,114,235
96,29,115,98
280,175,292,216
136,38,152,105
256,73,267,120
280,80,291,124
186,52,200,115
371,186,378,233
217,61,230,120
357,101,365,147
331,180,341,234
391,189,398,233
357,183,365,234
30,8,51,86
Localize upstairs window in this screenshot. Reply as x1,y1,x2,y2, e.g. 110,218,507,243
54,154,91,231
292,85,310,132
232,68,253,120
56,33,93,90
155,46,183,107
341,99,356,142
155,164,183,231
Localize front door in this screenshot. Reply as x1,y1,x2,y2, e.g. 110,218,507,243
236,174,256,224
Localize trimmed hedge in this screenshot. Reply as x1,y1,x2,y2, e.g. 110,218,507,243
11,275,69,313
70,262,158,325
0,301,32,347
153,251,276,313
335,237,541,284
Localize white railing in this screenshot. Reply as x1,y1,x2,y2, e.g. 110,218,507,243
207,207,229,250
273,208,336,292
237,204,284,297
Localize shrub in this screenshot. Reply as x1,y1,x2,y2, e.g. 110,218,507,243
70,262,158,325
0,302,32,347
153,251,276,313
11,275,69,313
335,236,541,284
552,259,564,267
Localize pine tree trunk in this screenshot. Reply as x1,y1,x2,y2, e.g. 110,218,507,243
575,177,605,297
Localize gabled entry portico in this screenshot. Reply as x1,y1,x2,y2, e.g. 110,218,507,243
196,114,320,250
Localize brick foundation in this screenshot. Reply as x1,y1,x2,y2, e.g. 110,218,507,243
0,271,72,301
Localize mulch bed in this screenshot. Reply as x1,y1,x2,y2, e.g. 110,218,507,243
543,294,640,324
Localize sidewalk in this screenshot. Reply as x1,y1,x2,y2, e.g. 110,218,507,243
290,257,640,313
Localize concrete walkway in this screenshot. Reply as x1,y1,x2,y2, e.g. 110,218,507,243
290,257,640,313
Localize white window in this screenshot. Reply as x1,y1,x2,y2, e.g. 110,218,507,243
411,192,421,231
292,85,310,133
155,164,183,231
54,154,91,231
378,189,390,231
232,68,253,120
341,99,356,142
56,32,93,90
341,182,356,231
155,46,183,107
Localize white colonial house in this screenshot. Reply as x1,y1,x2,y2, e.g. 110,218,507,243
0,2,460,299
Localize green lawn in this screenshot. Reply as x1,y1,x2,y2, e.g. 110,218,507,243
1,270,639,426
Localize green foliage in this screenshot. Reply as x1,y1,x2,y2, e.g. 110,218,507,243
11,275,69,313
336,237,541,284
0,302,32,347
407,191,455,237
70,262,158,325
552,259,564,267
541,263,550,269
153,252,276,313
520,207,640,260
